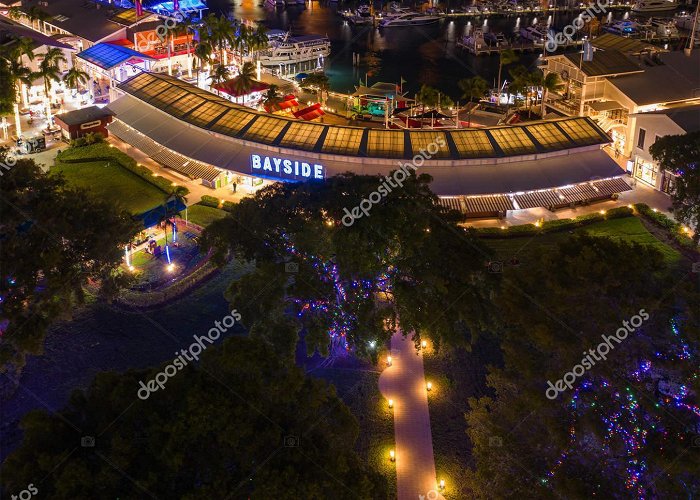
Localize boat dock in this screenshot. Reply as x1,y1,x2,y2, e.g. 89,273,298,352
443,3,632,18
457,39,583,56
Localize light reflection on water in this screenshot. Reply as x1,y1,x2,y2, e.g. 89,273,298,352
211,0,627,99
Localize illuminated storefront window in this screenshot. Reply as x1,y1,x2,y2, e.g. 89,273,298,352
634,157,658,187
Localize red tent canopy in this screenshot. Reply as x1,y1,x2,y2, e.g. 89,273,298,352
213,78,270,97
264,94,299,113
293,103,325,121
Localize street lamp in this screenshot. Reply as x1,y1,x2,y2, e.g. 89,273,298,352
388,399,394,409
387,355,392,366
426,381,433,391
439,479,445,491
389,449,395,462
421,340,427,349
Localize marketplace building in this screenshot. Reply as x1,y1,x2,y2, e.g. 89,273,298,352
106,72,633,218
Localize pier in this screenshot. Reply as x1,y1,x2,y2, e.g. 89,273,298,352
457,38,584,56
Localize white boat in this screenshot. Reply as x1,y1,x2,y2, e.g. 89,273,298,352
649,18,679,37
520,25,548,44
378,11,441,27
349,5,374,25
632,0,678,14
674,13,700,30
258,33,331,67
603,20,642,36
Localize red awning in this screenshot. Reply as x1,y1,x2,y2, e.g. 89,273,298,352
293,103,325,121
264,94,299,113
213,78,270,97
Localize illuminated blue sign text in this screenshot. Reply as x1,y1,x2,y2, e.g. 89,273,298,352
251,154,324,181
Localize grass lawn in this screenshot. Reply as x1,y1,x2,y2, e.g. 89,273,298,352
483,217,682,266
52,160,165,215
180,204,228,228
312,368,396,499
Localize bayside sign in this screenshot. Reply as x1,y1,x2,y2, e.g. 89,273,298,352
250,154,324,182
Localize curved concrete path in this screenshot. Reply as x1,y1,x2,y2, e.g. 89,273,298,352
379,329,443,500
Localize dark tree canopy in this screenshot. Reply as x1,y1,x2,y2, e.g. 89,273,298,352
464,234,700,498
0,153,139,369
201,172,496,359
1,336,388,499
649,131,700,243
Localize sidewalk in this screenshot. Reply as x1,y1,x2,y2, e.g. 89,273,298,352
378,330,442,500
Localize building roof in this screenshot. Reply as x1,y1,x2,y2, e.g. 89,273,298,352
563,49,643,77
213,78,270,97
113,72,612,161
108,91,624,197
20,0,153,43
608,51,700,107
634,105,700,133
54,105,114,126
0,14,74,50
591,33,663,56
77,42,153,70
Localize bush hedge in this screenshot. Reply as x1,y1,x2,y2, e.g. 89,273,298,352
56,143,182,195
473,206,634,238
222,200,236,213
199,195,220,208
634,203,697,249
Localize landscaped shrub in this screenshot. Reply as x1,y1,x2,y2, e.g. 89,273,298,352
199,195,220,208
473,206,634,238
635,203,698,249
606,206,634,219
221,201,236,212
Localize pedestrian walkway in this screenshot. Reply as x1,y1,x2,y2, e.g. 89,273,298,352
378,329,443,500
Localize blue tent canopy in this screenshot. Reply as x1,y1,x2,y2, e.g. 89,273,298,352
135,199,187,229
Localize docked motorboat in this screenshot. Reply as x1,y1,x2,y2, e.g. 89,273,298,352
349,5,374,25
484,30,510,47
259,33,331,67
649,17,680,37
378,11,441,27
631,0,678,14
674,12,699,30
603,20,642,37
520,25,548,45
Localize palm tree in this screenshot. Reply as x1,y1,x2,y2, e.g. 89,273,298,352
527,70,543,119
458,76,488,127
26,6,51,32
177,15,197,78
7,6,22,20
63,67,89,94
203,13,233,67
263,84,282,111
507,65,529,112
208,65,230,95
32,47,66,129
249,24,269,61
4,58,31,137
497,49,518,104
193,40,213,87
230,61,256,103
303,72,330,105
161,186,189,246
540,72,563,119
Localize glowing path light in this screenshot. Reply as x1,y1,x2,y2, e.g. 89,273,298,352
124,245,131,267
